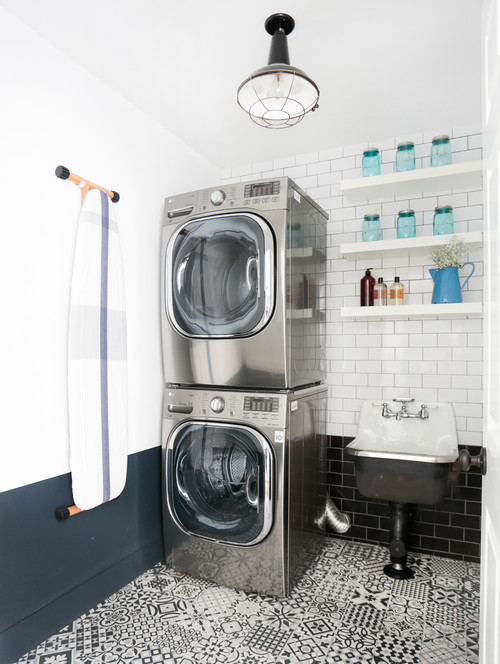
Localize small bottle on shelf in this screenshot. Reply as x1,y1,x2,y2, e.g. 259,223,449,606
299,275,315,309
360,268,375,306
373,277,387,306
389,277,405,305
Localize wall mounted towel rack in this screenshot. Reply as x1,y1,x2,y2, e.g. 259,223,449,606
55,165,120,206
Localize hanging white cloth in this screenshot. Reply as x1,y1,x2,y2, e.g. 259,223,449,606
68,188,128,510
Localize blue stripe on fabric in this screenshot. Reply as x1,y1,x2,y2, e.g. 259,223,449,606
100,190,111,503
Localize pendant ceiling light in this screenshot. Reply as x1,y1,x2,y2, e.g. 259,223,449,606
237,13,320,129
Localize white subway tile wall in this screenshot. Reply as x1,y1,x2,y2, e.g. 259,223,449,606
222,126,483,445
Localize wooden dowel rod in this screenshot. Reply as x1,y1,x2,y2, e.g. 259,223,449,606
55,165,120,203
55,505,83,521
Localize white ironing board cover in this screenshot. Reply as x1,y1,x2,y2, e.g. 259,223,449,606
68,188,128,510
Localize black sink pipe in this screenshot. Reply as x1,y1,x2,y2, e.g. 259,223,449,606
384,502,415,580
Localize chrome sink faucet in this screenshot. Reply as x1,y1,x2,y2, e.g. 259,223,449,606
382,398,429,421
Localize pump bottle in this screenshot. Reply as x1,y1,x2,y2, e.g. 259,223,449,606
389,276,405,305
373,277,388,306
360,268,375,306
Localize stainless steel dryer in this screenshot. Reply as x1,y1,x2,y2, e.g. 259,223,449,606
161,384,327,596
161,178,327,389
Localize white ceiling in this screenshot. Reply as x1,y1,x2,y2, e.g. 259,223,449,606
1,0,483,169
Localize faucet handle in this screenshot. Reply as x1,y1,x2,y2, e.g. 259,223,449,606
392,397,414,403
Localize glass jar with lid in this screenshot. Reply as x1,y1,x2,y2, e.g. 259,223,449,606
433,205,454,235
362,214,382,242
396,141,416,172
431,135,451,167
397,209,416,238
362,148,381,177
287,224,303,248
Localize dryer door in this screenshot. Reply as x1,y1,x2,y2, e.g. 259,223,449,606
166,213,274,337
167,422,274,545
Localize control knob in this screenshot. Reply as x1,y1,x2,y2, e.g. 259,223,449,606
210,396,225,413
210,189,226,206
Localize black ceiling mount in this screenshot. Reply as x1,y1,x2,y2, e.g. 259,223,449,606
265,13,295,36
265,13,295,65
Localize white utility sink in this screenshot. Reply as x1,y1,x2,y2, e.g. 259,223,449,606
347,400,458,464
346,399,460,579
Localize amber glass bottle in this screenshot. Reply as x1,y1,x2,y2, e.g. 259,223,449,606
360,269,375,306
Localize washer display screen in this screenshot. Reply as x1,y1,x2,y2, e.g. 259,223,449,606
244,397,279,413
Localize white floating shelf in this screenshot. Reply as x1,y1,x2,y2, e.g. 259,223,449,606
339,231,483,259
340,302,483,319
287,308,315,319
286,247,325,261
340,160,483,202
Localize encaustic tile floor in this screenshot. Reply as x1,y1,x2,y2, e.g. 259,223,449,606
16,538,480,664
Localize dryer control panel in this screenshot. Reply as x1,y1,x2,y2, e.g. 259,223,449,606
163,177,295,223
163,387,288,428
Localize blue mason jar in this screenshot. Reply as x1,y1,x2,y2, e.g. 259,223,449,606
396,141,416,172
362,148,381,177
431,135,452,167
362,214,382,242
397,209,416,238
433,205,454,235
287,224,303,248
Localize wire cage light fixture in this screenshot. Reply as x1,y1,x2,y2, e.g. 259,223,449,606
237,13,319,129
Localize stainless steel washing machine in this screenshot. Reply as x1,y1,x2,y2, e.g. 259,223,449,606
160,177,327,389
161,383,327,596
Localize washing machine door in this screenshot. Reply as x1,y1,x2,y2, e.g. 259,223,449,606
166,213,274,338
167,422,274,545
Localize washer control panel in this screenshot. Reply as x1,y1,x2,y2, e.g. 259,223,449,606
163,388,288,428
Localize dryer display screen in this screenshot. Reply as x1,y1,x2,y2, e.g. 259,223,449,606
244,181,280,198
244,397,279,413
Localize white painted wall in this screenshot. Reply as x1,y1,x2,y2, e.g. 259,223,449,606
0,8,219,492
221,127,484,446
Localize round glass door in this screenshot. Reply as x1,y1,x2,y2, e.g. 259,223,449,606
166,214,274,337
167,422,274,545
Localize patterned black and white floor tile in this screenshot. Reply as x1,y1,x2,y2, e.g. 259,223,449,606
15,539,480,664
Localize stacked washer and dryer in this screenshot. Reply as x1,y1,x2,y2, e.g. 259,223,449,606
160,177,328,596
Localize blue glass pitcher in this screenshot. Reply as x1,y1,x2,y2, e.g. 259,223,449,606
429,263,475,304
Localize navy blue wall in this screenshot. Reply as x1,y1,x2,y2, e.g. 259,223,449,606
0,447,163,664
